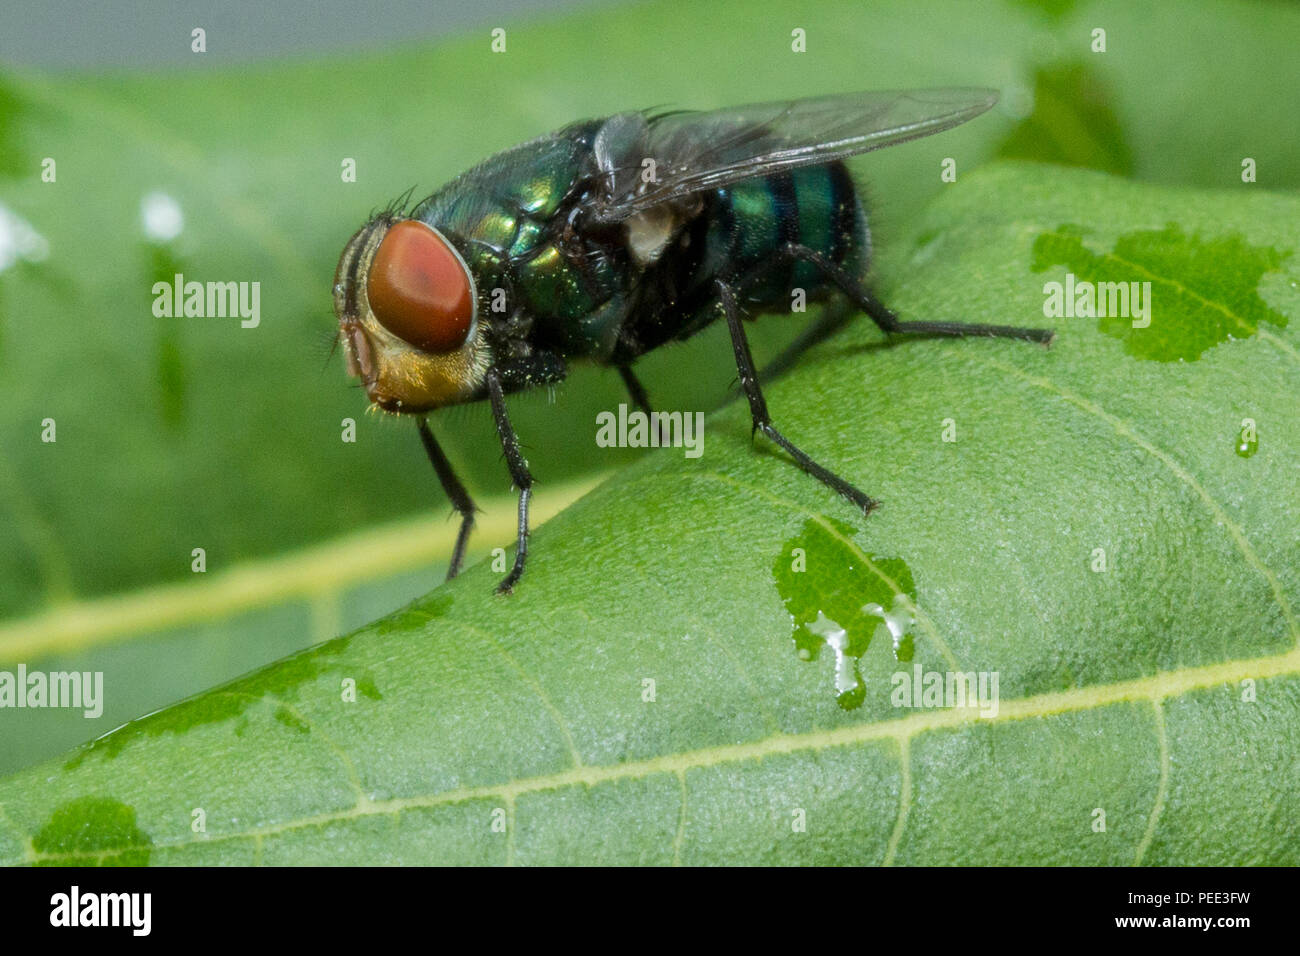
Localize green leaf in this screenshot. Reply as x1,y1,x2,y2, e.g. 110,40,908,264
996,62,1134,176
4,0,1299,616
0,479,600,776
5,0,1300,777
2,163,1295,865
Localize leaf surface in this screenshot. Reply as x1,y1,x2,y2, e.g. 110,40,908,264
2,163,1296,865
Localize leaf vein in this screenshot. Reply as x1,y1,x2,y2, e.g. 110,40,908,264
882,736,912,866
673,770,688,867
962,352,1299,643
1134,700,1169,865
452,618,584,769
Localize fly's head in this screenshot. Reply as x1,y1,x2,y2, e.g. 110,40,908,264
332,216,489,414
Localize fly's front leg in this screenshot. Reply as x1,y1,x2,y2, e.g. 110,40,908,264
417,417,477,580
486,369,533,594
717,279,877,516
771,243,1055,345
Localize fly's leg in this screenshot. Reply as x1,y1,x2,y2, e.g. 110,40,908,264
617,364,653,416
617,364,669,446
717,279,877,516
765,243,1055,345
486,369,533,594
417,417,478,580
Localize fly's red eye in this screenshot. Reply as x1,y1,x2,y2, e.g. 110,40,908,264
366,220,475,353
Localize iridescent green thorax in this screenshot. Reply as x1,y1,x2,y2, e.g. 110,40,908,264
412,123,628,359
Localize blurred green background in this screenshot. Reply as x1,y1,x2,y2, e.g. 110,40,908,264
1,0,1298,773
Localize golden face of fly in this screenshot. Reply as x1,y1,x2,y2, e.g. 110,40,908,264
332,217,489,414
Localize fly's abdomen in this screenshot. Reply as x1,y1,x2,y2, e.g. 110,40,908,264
702,161,868,307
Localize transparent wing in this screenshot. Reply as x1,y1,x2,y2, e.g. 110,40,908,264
588,88,998,223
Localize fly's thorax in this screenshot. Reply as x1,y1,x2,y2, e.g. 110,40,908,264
416,146,632,361
332,216,491,414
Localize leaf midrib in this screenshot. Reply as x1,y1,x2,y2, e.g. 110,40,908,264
0,476,606,662
10,641,1296,864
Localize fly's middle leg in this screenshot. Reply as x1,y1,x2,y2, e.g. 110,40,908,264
617,364,669,446
716,279,877,516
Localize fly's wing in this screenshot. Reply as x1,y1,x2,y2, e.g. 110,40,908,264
588,88,998,224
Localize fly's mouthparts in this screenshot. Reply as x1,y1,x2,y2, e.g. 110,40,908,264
340,321,375,387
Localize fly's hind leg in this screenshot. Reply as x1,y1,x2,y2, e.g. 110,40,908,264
712,242,1050,519
716,279,877,516
770,243,1055,345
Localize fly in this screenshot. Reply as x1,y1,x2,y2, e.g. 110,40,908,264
331,88,1053,594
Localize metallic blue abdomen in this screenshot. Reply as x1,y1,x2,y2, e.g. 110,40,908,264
702,162,869,305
